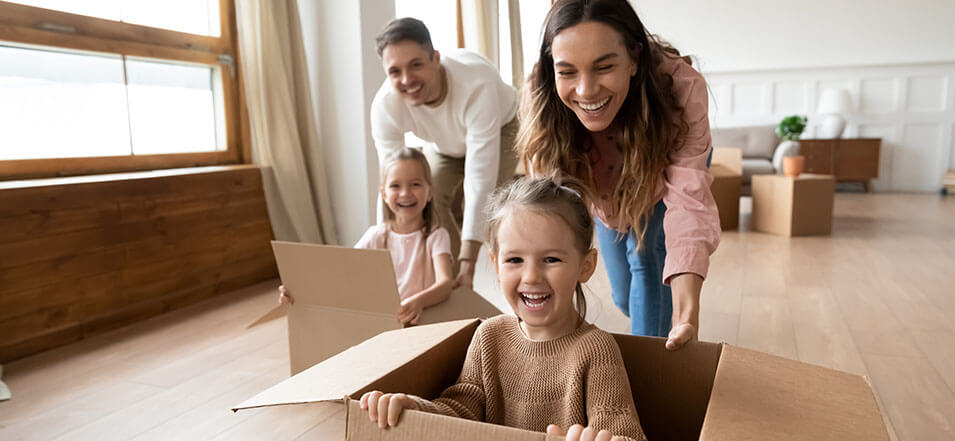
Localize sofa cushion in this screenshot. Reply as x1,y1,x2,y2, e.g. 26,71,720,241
741,158,776,184
711,125,780,159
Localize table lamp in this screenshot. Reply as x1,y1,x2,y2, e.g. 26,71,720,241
817,88,851,138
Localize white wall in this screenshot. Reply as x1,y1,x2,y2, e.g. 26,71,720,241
632,0,955,192
298,0,393,245
632,0,955,73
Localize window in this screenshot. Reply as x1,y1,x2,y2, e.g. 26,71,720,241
0,0,244,179
392,0,552,87
4,0,222,36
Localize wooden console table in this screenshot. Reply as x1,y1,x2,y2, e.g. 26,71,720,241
799,138,881,192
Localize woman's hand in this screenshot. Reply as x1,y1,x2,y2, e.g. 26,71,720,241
666,322,697,350
666,273,702,350
359,391,420,429
396,297,424,325
546,424,627,441
277,285,294,305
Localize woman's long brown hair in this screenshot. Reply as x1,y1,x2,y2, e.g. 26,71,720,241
517,0,691,248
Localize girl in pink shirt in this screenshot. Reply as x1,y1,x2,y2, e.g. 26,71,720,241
518,0,720,349
280,147,454,325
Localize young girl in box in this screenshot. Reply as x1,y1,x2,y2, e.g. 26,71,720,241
279,147,454,325
360,176,647,441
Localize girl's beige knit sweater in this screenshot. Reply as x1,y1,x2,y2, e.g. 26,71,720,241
408,315,647,441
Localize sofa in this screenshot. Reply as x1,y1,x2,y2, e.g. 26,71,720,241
710,124,798,187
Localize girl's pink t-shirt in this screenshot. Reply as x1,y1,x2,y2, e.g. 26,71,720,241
354,224,452,300
588,54,721,284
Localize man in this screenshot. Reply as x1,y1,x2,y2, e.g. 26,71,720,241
371,17,518,287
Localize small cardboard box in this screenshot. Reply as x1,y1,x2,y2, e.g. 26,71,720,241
751,174,835,236
253,241,502,375
710,148,743,231
235,319,890,441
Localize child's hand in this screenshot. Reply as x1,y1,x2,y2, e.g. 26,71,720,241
396,297,423,325
547,424,627,441
359,391,419,428
278,285,294,305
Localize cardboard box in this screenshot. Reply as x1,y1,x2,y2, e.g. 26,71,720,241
711,147,742,176
252,241,503,375
710,148,743,231
751,174,835,236
234,319,890,441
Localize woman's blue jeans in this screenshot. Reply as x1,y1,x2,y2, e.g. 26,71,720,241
594,200,671,337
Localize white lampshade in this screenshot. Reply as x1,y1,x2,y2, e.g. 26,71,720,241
817,88,852,114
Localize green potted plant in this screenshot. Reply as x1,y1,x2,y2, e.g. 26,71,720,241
776,115,808,140
774,115,808,176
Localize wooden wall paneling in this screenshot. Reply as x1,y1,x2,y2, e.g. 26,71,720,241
0,205,122,244
0,165,259,216
0,247,128,296
0,326,87,368
0,272,121,323
0,166,277,363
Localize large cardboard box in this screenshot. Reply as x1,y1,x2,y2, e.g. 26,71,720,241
235,319,890,441
710,148,742,231
254,241,502,375
751,174,835,236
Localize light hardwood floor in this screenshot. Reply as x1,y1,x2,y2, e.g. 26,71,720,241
1,193,953,441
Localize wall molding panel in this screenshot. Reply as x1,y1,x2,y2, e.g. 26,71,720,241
706,62,955,192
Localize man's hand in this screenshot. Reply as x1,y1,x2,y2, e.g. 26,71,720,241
665,322,697,350
453,259,475,289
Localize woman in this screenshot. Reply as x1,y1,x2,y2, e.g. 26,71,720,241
517,0,720,350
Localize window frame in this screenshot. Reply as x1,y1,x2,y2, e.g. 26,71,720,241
0,0,249,180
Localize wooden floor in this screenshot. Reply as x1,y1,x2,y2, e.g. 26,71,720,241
1,193,953,441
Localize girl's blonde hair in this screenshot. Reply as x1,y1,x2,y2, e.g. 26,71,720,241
486,175,593,322
380,147,439,251
517,0,691,250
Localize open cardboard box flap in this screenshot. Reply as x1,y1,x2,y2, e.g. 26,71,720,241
252,241,502,375
235,320,889,441
234,319,480,410
700,344,888,440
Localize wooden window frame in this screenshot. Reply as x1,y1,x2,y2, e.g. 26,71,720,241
0,0,250,180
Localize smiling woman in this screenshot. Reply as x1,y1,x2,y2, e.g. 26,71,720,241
0,0,245,179
517,0,721,348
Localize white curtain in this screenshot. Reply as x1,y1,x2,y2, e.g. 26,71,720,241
235,0,337,245
460,0,524,87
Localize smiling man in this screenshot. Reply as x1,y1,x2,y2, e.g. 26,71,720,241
371,17,518,287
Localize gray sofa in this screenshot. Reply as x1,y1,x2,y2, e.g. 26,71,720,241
710,124,786,185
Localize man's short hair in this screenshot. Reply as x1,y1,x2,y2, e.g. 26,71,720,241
375,17,435,57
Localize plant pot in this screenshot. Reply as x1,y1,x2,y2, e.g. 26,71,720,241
783,155,805,177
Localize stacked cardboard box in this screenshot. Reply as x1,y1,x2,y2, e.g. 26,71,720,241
710,148,743,231
751,174,835,236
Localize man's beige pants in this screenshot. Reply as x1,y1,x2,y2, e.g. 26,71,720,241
424,117,519,264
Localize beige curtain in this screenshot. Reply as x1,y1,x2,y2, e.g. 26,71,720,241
505,0,523,87
460,0,524,87
235,0,337,245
